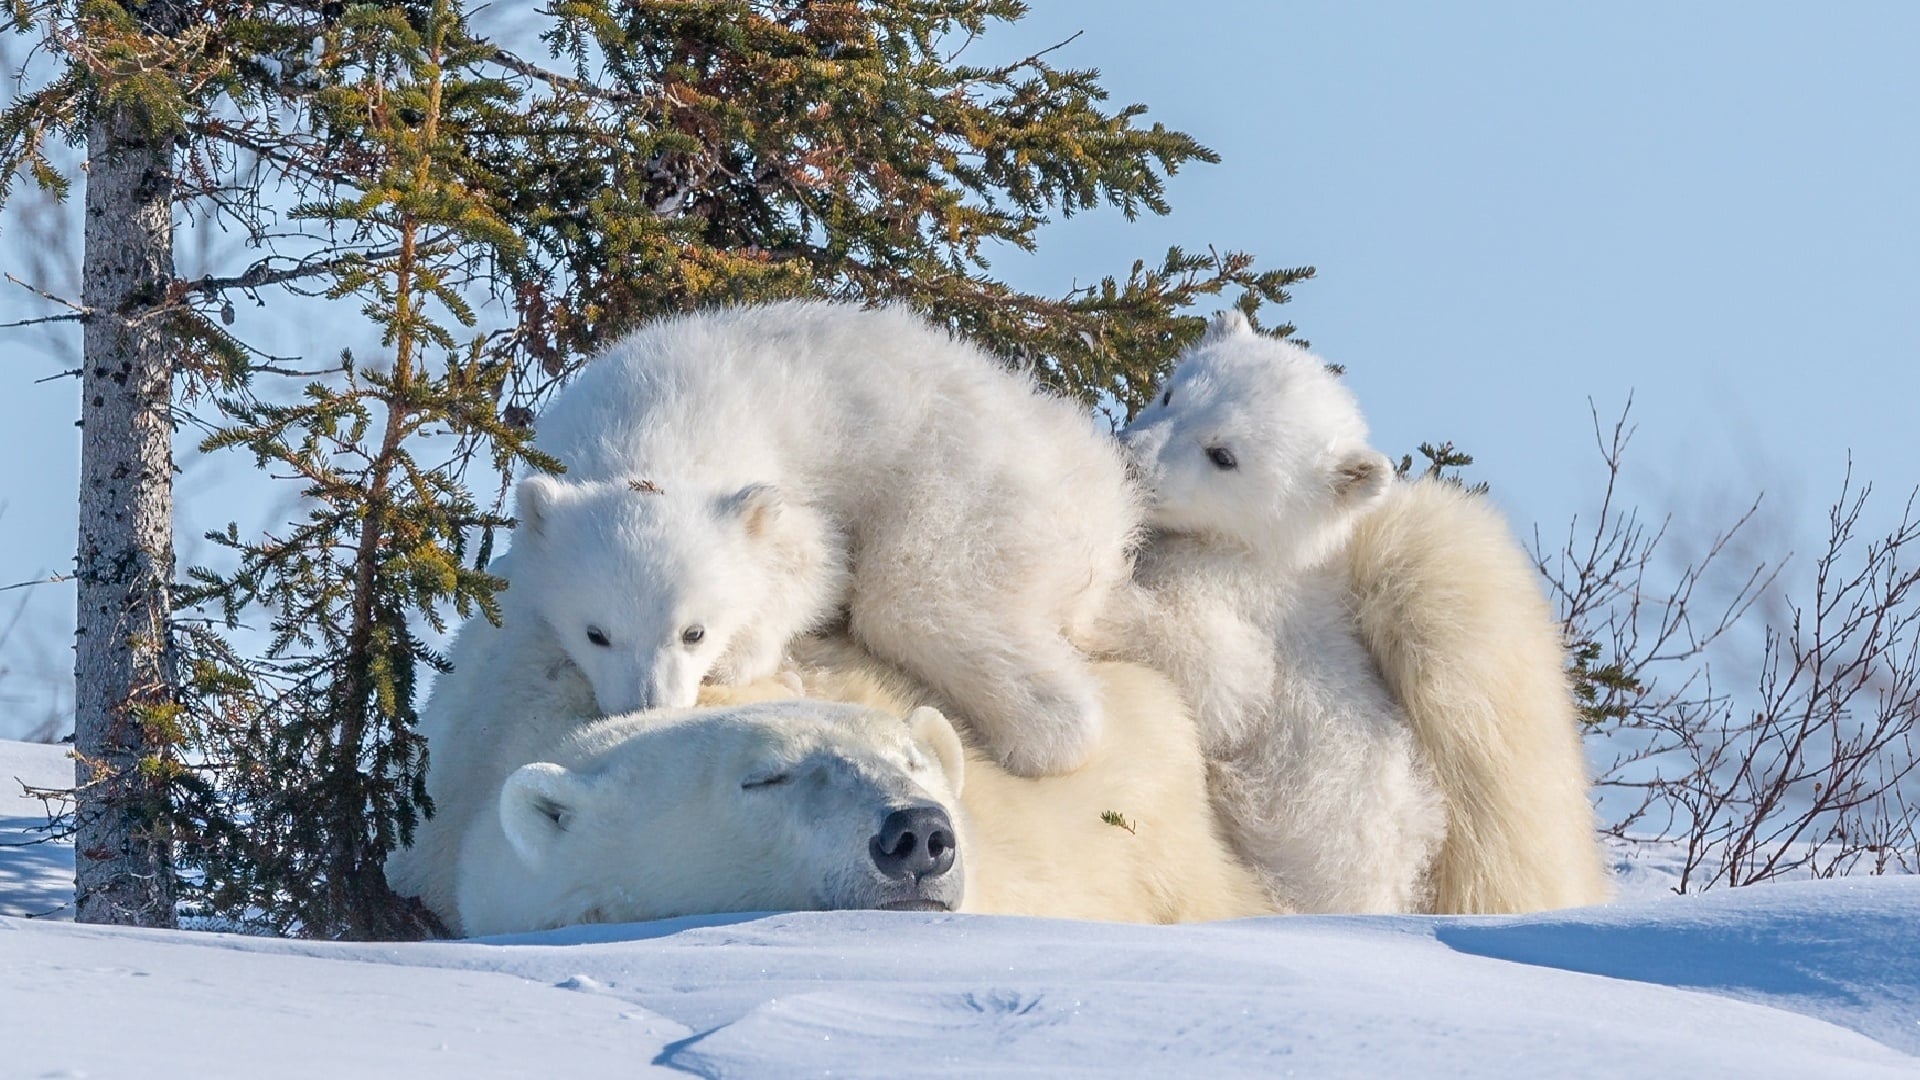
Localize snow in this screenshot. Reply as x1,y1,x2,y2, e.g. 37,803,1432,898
1,737,72,922
5,737,1917,1077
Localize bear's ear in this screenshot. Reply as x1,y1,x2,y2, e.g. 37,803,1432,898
1201,308,1253,344
516,475,564,538
719,483,783,539
499,762,590,867
1332,448,1393,510
907,705,966,798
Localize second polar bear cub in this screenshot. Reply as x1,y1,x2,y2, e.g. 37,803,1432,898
515,301,1140,776
1119,312,1444,913
1120,312,1609,914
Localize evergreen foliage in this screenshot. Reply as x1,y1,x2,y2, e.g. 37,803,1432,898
2,0,1309,936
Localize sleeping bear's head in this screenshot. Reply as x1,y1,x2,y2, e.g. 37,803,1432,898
1120,310,1392,570
458,699,970,937
511,475,847,715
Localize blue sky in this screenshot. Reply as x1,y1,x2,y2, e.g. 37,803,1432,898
985,2,1918,522
2,3,1917,737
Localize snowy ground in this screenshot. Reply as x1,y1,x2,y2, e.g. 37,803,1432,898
6,739,1917,1078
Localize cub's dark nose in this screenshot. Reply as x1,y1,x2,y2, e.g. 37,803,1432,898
870,804,957,881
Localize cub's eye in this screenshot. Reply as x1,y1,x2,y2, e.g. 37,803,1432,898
1160,389,1172,407
741,772,790,790
1206,446,1238,471
586,627,611,648
681,624,706,647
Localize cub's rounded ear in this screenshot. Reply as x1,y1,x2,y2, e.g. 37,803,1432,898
907,705,967,797
1202,308,1253,344
499,762,590,867
516,475,564,538
719,483,783,539
1333,448,1393,509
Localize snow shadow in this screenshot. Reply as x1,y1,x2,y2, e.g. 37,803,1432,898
471,909,781,947
1431,879,1920,1055
0,813,71,919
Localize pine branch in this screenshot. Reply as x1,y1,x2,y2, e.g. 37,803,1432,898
484,46,655,106
187,249,409,296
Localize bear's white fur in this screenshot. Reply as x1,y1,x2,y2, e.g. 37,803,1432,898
1345,477,1614,913
385,551,600,925
395,629,1275,935
456,699,972,937
1118,311,1610,914
1121,535,1449,914
706,637,1277,924
512,301,1140,776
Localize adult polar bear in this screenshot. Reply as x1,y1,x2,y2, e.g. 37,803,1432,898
704,638,1275,925
513,301,1139,776
1118,312,1611,915
396,626,1275,936
457,700,976,936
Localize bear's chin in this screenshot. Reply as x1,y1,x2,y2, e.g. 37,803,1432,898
875,898,953,912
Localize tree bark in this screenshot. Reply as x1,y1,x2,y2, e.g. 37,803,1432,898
73,25,182,927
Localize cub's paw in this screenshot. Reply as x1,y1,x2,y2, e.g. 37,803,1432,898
697,671,804,707
993,690,1104,778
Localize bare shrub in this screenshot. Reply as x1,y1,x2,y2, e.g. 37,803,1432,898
1538,400,1920,890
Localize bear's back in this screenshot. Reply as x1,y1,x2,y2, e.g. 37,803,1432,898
529,302,1127,521
1346,478,1612,912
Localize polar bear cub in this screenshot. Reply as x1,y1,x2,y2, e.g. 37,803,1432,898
1119,311,1609,914
513,301,1139,776
457,700,970,936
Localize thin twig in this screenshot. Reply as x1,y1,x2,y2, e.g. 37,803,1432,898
4,272,88,315
0,312,84,329
0,574,72,593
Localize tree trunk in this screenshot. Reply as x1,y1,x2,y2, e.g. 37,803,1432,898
73,40,182,927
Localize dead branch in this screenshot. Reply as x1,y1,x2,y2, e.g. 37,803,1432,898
1540,402,1920,891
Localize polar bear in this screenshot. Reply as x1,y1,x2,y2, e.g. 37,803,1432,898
456,700,971,936
510,301,1140,776
705,636,1277,924
421,638,1274,936
385,550,600,924
1117,311,1611,914
1120,532,1449,914
1344,476,1614,912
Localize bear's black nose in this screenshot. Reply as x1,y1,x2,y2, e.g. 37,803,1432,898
870,804,957,881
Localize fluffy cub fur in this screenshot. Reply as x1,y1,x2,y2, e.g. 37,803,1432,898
1118,311,1609,914
512,301,1140,776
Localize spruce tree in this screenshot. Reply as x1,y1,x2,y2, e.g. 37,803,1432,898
2,0,1311,937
